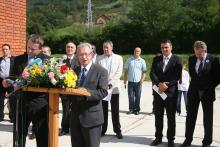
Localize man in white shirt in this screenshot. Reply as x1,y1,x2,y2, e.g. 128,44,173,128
96,40,123,139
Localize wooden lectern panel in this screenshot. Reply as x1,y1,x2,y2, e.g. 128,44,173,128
22,87,91,147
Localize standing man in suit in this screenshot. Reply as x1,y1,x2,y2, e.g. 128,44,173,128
180,41,220,147
3,34,50,147
70,42,108,147
0,44,15,122
96,40,124,139
59,41,78,136
150,39,182,147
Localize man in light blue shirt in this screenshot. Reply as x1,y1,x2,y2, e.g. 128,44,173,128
124,47,146,115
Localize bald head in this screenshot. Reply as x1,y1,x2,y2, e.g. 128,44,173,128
134,47,142,58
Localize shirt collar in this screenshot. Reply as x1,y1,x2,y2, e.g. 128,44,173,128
67,55,74,60
81,60,92,72
3,55,11,59
197,53,207,61
104,52,114,58
163,53,172,60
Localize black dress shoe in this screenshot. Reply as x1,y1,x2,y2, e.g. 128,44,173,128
0,117,3,122
101,133,105,137
150,139,162,146
202,144,210,147
134,111,139,115
116,132,123,139
126,111,133,115
59,130,69,136
179,141,191,147
168,141,174,147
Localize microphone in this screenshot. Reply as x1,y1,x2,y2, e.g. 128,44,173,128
28,58,42,67
5,79,28,98
6,79,25,87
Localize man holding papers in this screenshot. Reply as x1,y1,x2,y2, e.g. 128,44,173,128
150,39,182,147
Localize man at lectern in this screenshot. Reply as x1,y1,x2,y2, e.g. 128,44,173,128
70,42,108,147
2,34,49,147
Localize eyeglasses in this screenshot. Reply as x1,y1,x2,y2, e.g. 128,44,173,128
28,48,38,51
77,51,93,59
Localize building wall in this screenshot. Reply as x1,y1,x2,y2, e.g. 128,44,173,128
0,0,26,56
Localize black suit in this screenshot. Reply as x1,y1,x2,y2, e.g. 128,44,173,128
70,63,108,147
60,56,78,132
12,52,49,147
0,56,15,120
150,54,182,141
184,54,220,145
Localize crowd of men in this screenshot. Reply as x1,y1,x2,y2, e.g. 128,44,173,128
0,34,220,147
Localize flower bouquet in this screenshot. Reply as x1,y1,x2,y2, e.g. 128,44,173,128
21,57,78,88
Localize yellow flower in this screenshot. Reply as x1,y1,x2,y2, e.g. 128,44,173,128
31,70,36,75
64,70,77,88
35,68,42,74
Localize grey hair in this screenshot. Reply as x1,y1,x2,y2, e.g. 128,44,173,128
28,34,44,47
193,41,207,51
103,40,113,49
77,42,92,51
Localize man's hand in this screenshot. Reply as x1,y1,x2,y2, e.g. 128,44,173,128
158,82,169,93
139,79,144,85
108,84,112,89
2,79,11,88
124,80,127,89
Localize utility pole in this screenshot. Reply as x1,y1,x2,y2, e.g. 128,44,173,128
87,0,93,30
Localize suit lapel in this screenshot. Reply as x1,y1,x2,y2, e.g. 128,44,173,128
191,56,197,75
163,55,173,73
109,54,115,77
202,54,210,72
158,56,164,73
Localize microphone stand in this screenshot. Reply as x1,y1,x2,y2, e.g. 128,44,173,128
6,85,28,147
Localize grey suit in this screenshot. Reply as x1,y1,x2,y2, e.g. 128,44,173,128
70,63,108,147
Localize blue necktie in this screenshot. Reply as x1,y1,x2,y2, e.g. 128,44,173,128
79,68,86,86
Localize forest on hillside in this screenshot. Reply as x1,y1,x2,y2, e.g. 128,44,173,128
27,0,220,54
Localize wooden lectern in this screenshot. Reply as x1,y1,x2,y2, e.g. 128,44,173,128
23,87,91,147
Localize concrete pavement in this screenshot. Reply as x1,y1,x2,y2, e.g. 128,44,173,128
1,81,220,147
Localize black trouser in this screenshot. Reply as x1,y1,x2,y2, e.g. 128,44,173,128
0,85,14,120
153,94,177,141
101,94,121,134
185,92,213,145
0,86,5,119
13,97,48,147
61,95,71,132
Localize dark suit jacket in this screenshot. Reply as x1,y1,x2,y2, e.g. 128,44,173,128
63,56,79,69
12,52,50,114
150,54,182,99
71,63,108,128
188,54,220,101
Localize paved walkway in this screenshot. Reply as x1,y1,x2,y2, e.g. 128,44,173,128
1,81,220,147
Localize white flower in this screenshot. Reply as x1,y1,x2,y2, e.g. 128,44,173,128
50,78,57,85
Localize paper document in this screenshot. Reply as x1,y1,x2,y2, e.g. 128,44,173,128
103,89,113,101
153,85,167,100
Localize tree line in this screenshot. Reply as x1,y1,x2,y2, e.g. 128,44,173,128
27,0,220,54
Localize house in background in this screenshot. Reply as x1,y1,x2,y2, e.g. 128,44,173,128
96,14,110,25
0,0,26,56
